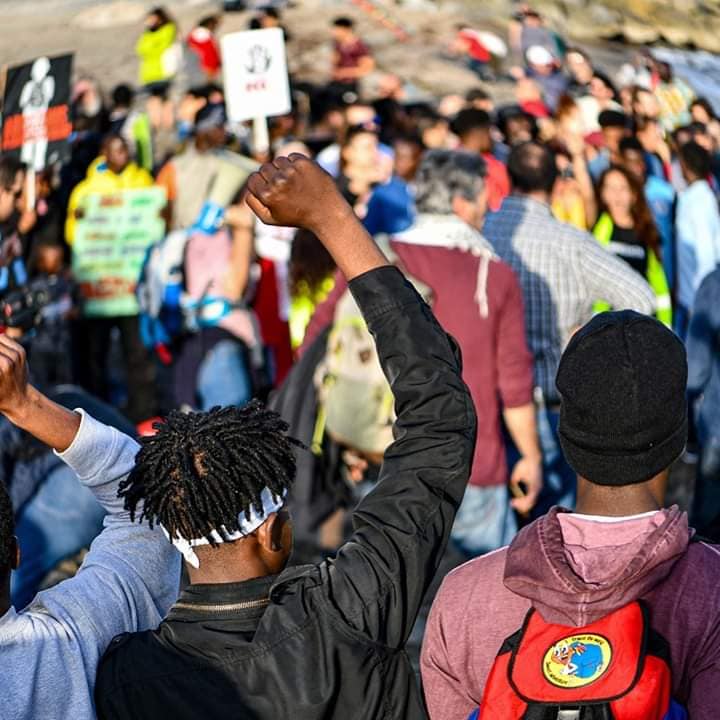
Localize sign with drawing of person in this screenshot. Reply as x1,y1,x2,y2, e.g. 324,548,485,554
221,28,291,122
1,54,74,171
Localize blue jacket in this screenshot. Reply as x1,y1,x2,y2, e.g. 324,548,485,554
687,268,720,444
363,177,415,237
645,175,676,290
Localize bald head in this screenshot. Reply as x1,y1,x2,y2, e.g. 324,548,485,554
507,141,558,196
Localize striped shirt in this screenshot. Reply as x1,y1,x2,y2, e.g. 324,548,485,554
483,195,656,401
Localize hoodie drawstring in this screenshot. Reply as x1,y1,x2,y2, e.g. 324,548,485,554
475,248,492,318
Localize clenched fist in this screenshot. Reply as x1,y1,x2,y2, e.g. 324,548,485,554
0,335,29,417
245,154,351,233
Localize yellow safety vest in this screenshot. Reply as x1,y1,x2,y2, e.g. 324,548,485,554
592,212,672,327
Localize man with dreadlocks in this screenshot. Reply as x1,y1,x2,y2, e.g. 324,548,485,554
0,334,180,720
94,154,477,720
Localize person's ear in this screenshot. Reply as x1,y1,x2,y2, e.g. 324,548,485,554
452,195,472,225
256,514,283,553
11,536,19,571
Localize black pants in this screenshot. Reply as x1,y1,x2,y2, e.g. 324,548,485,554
78,315,157,424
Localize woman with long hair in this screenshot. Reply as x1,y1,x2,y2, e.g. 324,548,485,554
593,164,672,326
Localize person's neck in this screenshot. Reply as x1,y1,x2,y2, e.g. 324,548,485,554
575,475,664,517
514,189,550,205
194,137,213,153
187,557,273,585
611,209,634,228
459,137,483,155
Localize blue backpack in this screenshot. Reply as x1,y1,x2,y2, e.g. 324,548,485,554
136,228,189,360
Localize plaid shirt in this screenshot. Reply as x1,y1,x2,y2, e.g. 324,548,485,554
484,196,656,401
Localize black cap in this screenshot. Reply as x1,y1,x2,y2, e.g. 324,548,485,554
557,311,687,486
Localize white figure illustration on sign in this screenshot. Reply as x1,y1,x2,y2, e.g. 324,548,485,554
19,57,55,171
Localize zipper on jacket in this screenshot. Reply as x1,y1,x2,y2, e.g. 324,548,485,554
171,597,270,613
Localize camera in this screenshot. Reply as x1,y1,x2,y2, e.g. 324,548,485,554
0,275,66,332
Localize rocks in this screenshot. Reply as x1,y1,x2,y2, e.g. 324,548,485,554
623,20,661,44
72,1,147,29
565,4,624,40
534,0,720,51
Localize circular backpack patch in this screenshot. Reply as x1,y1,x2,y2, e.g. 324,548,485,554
542,634,612,688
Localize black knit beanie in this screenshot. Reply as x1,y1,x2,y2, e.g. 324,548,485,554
556,311,687,486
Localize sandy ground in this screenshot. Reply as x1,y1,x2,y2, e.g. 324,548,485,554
0,0,635,103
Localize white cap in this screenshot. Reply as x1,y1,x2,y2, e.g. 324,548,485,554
526,45,554,66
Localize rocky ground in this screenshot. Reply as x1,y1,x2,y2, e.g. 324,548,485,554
0,0,639,103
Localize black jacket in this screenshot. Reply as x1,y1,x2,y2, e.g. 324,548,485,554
94,266,476,720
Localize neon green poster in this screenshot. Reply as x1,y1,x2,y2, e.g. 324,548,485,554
72,187,166,317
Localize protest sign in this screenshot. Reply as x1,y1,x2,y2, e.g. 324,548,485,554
2,54,73,171
221,28,291,123
72,187,167,317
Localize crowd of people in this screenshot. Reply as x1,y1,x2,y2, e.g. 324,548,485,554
1,3,720,719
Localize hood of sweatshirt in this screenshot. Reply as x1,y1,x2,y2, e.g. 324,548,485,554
503,506,691,626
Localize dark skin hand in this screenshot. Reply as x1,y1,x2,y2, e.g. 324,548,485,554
245,154,389,280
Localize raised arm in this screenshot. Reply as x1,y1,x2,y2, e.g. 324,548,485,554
246,156,476,648
0,336,80,451
0,337,179,669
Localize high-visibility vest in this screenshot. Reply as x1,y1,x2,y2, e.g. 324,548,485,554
593,212,673,327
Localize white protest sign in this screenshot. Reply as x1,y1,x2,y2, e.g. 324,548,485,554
221,28,291,123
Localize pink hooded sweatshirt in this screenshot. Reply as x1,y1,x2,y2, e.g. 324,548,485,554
421,506,720,719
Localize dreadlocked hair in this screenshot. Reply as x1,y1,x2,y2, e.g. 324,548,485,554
118,400,303,546
0,482,15,573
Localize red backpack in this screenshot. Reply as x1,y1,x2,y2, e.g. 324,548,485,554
474,601,687,720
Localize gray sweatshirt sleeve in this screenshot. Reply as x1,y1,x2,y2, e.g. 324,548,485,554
23,411,180,675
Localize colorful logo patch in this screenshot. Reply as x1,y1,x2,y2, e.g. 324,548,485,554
542,634,612,688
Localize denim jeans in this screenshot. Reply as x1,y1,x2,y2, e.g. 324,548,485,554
532,404,577,518
691,437,720,536
11,465,106,610
196,339,252,411
451,484,518,557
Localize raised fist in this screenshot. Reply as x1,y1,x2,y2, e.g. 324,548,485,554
245,154,350,232
0,335,29,417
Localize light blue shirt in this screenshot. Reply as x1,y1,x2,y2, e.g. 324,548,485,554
645,175,676,289
676,179,720,310
0,412,179,720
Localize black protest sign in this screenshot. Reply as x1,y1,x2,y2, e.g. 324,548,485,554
2,54,73,170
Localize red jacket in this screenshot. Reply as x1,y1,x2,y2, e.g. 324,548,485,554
302,217,533,487
187,27,221,77
482,153,510,212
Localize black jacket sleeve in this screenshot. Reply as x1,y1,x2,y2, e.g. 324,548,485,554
321,265,476,649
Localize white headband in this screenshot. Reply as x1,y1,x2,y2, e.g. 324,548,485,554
161,486,287,568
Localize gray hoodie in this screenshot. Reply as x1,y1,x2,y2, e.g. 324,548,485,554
0,411,180,720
